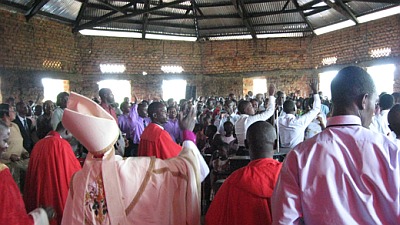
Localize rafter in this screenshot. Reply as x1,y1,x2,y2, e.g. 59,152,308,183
336,0,359,23
291,0,314,34
25,0,50,21
75,0,89,28
95,0,127,15
73,1,138,32
191,0,200,40
142,0,150,38
75,0,188,31
231,0,256,39
323,0,358,24
348,0,400,3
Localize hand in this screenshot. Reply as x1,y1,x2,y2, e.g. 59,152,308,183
44,206,56,220
268,84,276,96
309,80,318,94
10,154,20,162
21,152,30,160
133,94,138,103
178,106,196,131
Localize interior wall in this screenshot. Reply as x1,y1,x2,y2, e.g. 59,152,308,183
0,8,399,103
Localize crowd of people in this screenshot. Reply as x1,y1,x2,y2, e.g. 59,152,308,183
1,65,400,224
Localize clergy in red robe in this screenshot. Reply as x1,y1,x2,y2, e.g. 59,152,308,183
138,102,182,159
205,121,282,225
0,119,51,225
24,122,81,225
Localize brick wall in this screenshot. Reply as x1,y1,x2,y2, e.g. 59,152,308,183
0,8,399,103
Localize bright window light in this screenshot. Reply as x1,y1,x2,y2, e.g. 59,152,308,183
314,20,356,35
367,64,395,95
97,80,131,104
322,57,337,65
253,79,267,95
145,34,197,42
358,6,400,23
319,64,396,99
100,64,126,73
79,29,197,42
161,65,184,73
209,35,253,41
257,33,304,38
319,71,338,100
369,47,391,58
42,78,69,102
162,80,187,102
80,29,142,38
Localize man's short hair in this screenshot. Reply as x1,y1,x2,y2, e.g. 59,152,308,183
331,66,375,106
98,88,110,100
148,102,164,119
283,100,296,113
0,104,10,118
388,104,400,135
246,121,276,151
379,94,394,110
56,92,69,106
237,100,250,114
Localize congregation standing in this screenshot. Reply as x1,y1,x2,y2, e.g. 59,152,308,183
0,65,400,224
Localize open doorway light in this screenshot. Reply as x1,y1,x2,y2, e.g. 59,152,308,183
162,80,187,102
42,78,70,102
97,80,131,104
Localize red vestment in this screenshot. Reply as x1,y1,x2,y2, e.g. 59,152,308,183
138,123,181,159
205,158,282,225
0,164,35,224
24,131,81,225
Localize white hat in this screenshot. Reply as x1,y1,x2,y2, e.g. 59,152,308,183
62,92,119,155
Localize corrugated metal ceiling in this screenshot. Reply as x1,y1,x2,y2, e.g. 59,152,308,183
0,0,399,41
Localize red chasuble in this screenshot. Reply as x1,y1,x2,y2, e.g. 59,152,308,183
0,164,35,225
24,131,81,225
205,158,282,225
138,123,182,159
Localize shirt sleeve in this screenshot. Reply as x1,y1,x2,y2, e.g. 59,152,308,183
293,94,321,128
271,150,303,225
181,139,210,182
129,104,139,121
246,95,276,127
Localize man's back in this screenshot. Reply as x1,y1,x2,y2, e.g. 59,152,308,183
62,141,202,225
206,158,282,225
138,123,181,159
24,131,81,225
272,115,400,225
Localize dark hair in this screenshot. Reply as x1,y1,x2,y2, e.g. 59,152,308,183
246,121,276,152
0,104,10,118
237,100,250,114
56,92,69,106
148,102,164,119
379,94,394,110
388,104,400,135
283,100,296,113
331,66,375,107
98,88,110,100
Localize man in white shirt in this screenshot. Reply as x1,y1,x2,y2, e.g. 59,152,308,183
370,93,394,136
272,66,400,225
235,84,275,155
278,81,320,149
50,92,69,130
214,99,239,135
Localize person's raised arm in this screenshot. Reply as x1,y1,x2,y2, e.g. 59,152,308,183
247,84,276,124
179,106,209,181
